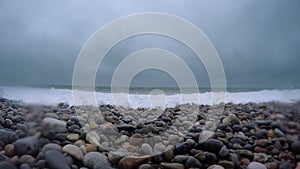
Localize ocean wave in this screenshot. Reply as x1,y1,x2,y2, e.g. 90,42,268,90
0,86,299,108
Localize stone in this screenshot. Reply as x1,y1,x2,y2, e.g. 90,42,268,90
168,135,180,144
255,139,269,147
253,153,268,163
114,135,128,145
254,146,268,153
270,120,285,131
138,164,155,169
198,131,215,144
20,155,36,167
264,162,278,169
218,160,234,169
207,165,225,169
62,144,84,160
0,161,17,169
93,161,113,169
43,117,67,133
154,142,166,152
222,115,240,126
163,145,175,161
248,162,267,169
118,156,150,169
129,133,143,146
240,157,250,166
173,155,190,163
219,146,229,158
206,152,218,164
140,143,153,155
160,162,184,169
0,129,18,144
83,152,109,168
278,162,293,169
230,153,240,169
86,131,100,147
255,129,268,139
86,144,98,152
236,149,253,159
14,136,40,156
174,142,189,154
19,163,31,169
292,140,300,154
4,144,15,156
45,150,70,169
274,128,285,137
67,134,79,141
204,139,224,154
108,151,126,165
185,156,202,168
42,143,62,153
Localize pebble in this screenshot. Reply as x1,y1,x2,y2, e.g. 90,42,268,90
248,162,267,169
0,129,18,144
198,131,215,144
43,117,67,133
274,128,285,137
222,115,240,126
4,144,15,156
19,163,31,169
185,157,202,168
45,150,70,169
218,160,234,169
138,164,154,169
205,152,218,164
0,161,17,169
86,144,98,152
14,136,40,156
204,139,224,153
42,143,62,153
20,154,36,166
140,143,153,155
67,134,80,141
93,161,112,169
271,120,285,131
278,162,293,169
129,133,143,146
219,146,229,158
118,156,150,169
160,162,185,169
62,144,84,160
86,131,100,147
292,140,300,154
207,165,225,169
264,162,278,169
83,152,109,168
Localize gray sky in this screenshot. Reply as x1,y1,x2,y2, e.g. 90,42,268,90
0,0,299,88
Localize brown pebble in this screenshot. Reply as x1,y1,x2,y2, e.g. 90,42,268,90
4,144,15,156
20,155,36,167
254,146,268,154
240,157,250,166
264,162,278,169
129,133,143,146
86,144,97,152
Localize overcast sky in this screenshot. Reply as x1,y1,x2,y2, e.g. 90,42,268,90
0,0,299,89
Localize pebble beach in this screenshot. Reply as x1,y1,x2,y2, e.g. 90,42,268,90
0,97,299,169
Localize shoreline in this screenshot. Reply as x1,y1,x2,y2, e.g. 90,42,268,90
0,98,299,169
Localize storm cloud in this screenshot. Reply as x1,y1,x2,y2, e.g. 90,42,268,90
0,0,299,88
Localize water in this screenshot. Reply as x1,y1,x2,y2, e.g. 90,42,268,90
0,85,299,108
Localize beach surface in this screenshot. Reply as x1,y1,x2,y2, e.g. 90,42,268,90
0,96,299,169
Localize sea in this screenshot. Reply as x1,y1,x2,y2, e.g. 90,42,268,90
0,85,299,109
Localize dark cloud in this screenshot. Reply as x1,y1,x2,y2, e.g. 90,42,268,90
0,0,299,88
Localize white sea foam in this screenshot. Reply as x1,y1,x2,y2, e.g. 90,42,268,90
0,86,299,108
